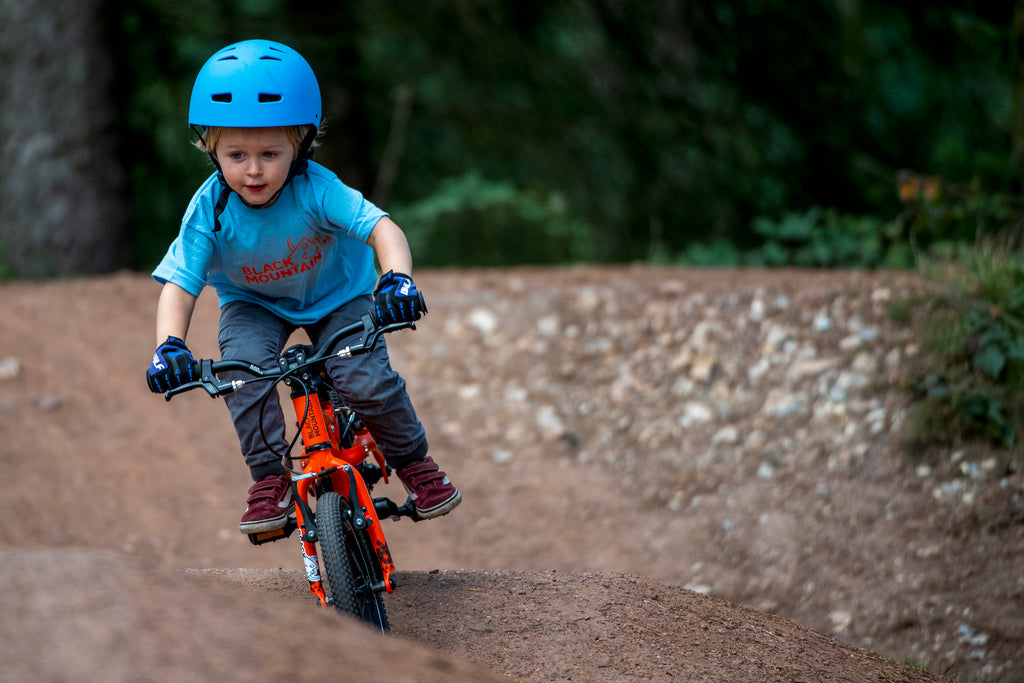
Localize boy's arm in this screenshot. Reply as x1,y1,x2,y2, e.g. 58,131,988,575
366,216,413,275
365,216,426,324
155,282,198,344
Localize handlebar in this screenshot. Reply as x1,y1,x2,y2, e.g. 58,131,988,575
164,312,416,401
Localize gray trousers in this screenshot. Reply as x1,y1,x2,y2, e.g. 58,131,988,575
217,296,427,481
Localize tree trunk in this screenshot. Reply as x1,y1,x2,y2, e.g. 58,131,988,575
1014,1,1024,180
0,0,127,277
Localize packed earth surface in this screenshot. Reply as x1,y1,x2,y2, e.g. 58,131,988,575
1,267,1022,682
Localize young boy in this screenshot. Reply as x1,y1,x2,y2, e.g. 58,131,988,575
145,39,460,533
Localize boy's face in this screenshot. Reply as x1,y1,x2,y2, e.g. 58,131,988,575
214,127,297,207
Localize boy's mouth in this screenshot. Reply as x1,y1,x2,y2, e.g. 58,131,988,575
245,184,266,193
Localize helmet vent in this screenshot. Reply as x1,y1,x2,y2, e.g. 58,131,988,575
258,93,282,103
217,55,239,62
211,93,232,103
259,55,283,62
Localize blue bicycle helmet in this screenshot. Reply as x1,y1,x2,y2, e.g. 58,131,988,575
189,39,321,129
189,40,323,227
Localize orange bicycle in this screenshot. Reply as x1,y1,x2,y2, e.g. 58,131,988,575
164,313,422,632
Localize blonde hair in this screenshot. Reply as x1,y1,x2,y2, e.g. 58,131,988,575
194,125,320,156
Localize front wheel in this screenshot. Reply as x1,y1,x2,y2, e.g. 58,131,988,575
317,491,390,632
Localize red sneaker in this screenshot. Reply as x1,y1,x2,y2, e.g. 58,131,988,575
239,473,293,533
396,457,461,519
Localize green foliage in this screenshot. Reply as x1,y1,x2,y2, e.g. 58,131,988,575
904,246,1024,458
93,0,1021,269
0,242,18,281
746,208,910,268
396,173,597,266
678,239,742,268
677,207,914,269
901,186,1024,252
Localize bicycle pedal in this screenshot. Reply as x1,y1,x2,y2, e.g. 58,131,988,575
247,518,298,546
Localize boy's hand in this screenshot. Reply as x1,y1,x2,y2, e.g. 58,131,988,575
146,336,198,393
372,271,427,325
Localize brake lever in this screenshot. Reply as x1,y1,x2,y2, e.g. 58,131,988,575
357,312,380,351
163,359,233,401
355,314,416,354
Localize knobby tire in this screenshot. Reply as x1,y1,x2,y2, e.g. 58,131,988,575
317,491,390,632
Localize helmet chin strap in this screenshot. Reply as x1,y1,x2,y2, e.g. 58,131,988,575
192,125,318,232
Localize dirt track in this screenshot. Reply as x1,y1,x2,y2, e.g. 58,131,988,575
1,268,1021,681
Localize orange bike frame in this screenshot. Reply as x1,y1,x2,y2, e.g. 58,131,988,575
288,389,397,606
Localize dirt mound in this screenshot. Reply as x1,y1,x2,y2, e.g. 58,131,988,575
0,550,941,683
0,549,500,682
1,269,1020,681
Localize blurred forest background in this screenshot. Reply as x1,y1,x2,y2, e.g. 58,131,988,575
3,0,1024,457
2,0,1022,276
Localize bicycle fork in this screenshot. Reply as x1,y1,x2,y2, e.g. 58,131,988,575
293,475,329,606
300,538,327,606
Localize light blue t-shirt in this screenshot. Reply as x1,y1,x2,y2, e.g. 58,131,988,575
153,161,386,324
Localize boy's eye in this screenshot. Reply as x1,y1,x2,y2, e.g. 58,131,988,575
228,152,244,161
262,151,278,159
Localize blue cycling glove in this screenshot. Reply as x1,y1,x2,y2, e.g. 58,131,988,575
146,336,198,393
372,271,427,325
